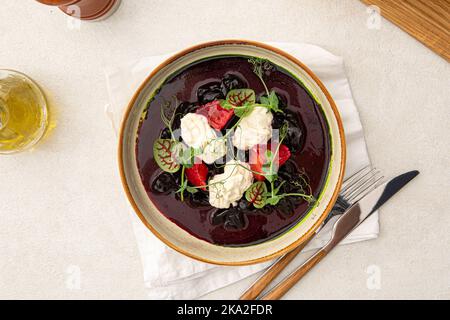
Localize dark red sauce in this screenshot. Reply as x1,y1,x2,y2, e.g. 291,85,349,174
136,56,330,246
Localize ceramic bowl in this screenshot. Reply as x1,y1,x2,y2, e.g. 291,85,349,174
119,40,346,265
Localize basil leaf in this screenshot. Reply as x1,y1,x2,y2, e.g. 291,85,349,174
153,139,181,173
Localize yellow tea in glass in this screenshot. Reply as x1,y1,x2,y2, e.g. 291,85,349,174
0,70,48,154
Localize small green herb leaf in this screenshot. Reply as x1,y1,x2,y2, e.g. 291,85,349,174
186,186,199,194
226,89,256,107
245,181,268,208
261,90,282,113
260,97,268,105
261,150,279,181
153,139,181,173
265,196,281,206
172,143,201,168
279,122,289,140
265,173,278,183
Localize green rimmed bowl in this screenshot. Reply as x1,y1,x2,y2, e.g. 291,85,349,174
119,40,346,265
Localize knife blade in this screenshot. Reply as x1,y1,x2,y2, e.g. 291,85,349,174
324,170,420,251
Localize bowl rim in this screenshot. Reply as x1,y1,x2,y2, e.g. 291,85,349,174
118,39,346,265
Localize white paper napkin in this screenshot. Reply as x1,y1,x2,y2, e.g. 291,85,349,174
104,42,378,300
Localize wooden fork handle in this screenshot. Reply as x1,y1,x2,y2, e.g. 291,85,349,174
259,249,328,300
239,239,311,300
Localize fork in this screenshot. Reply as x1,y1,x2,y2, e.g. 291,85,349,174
240,166,383,300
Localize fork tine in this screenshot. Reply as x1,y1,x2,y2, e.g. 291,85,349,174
324,167,383,226
347,171,384,203
340,166,371,194
341,168,377,199
344,169,381,202
349,175,385,204
345,169,379,198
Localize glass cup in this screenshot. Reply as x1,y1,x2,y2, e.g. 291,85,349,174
0,70,48,154
36,0,121,21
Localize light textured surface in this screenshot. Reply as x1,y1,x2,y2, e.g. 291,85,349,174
0,0,448,299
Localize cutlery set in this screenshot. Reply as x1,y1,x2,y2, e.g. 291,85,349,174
241,167,419,300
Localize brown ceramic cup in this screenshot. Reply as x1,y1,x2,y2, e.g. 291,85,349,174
36,0,121,20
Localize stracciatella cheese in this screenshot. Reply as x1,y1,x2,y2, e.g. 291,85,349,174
180,113,226,164
201,138,227,164
208,160,254,209
180,113,215,148
232,106,273,150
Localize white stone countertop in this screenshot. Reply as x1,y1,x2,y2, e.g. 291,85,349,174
0,0,449,299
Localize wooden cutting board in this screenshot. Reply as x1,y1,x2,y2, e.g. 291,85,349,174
361,0,450,61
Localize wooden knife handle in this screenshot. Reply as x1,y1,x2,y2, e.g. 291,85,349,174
259,249,328,300
239,240,310,300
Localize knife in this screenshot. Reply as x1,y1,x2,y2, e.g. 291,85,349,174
259,170,419,300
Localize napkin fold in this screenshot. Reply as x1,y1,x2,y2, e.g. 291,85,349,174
104,42,378,300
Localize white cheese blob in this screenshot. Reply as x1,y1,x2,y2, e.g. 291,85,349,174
180,113,215,148
232,106,273,150
201,138,227,164
180,113,226,164
208,160,254,209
